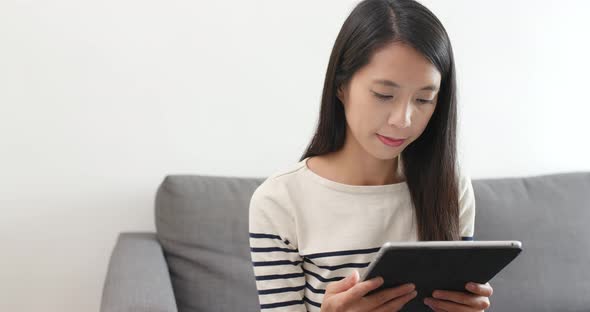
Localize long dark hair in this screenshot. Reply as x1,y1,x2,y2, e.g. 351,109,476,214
300,0,460,241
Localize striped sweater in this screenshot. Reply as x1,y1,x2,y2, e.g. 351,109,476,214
248,156,476,311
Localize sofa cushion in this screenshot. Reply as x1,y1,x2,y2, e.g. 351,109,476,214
156,171,590,312
473,172,590,311
155,175,264,312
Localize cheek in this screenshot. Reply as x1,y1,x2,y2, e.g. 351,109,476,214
346,100,385,134
344,93,371,124
344,105,364,134
414,106,437,131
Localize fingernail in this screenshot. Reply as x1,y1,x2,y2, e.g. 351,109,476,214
407,283,415,290
467,282,476,290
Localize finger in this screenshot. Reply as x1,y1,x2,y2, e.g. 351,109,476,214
433,290,492,310
432,290,480,306
364,283,416,310
425,297,488,312
465,282,494,297
325,270,359,295
343,275,384,300
372,289,418,312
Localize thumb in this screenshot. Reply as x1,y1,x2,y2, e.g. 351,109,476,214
327,270,359,294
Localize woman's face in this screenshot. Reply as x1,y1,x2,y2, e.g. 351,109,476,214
337,41,442,160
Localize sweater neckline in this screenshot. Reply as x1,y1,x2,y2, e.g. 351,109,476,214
300,156,408,194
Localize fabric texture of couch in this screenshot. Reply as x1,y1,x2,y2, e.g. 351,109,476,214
100,171,590,311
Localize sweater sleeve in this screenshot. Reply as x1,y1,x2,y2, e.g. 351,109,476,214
248,181,307,311
458,171,476,240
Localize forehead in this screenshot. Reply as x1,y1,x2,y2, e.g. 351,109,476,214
357,41,441,89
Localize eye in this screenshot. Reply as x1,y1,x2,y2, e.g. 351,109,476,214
372,91,393,101
417,99,434,104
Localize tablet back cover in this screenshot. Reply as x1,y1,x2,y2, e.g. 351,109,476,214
364,246,522,311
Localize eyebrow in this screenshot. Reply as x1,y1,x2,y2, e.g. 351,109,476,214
372,79,439,92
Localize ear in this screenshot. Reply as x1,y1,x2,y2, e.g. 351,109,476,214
336,84,346,103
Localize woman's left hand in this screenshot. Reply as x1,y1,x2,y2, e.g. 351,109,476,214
423,282,493,312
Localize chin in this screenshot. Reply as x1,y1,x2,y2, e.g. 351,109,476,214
368,141,407,161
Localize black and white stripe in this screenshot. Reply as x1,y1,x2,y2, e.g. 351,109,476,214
251,232,476,310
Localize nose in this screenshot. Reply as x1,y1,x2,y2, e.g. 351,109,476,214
387,99,412,129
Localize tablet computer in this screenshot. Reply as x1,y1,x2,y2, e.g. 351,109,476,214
360,240,522,311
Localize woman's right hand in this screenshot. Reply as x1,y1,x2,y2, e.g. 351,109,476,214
320,270,417,312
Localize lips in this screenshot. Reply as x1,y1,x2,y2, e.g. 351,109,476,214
378,134,406,141
377,134,406,147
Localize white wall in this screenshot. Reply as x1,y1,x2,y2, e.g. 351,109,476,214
1,0,588,311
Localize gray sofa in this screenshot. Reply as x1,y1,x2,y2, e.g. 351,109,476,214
100,171,590,312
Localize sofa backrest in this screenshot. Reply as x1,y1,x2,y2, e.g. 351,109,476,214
155,171,590,312
155,175,264,312
473,171,590,311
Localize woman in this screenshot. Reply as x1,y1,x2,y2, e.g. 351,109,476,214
249,0,493,311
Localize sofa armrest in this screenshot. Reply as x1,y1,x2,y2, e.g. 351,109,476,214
100,232,178,312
